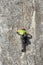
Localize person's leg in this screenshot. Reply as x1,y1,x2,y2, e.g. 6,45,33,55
22,44,26,52
21,35,27,52
21,40,26,52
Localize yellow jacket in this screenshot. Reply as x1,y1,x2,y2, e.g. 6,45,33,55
17,29,28,35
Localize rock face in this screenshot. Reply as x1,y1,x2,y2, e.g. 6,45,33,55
0,0,43,65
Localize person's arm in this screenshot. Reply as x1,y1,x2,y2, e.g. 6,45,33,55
16,29,20,35
26,31,32,38
16,32,20,35
28,34,32,39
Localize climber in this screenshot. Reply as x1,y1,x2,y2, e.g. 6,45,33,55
16,28,32,52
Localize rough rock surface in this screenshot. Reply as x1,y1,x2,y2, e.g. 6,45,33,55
0,0,43,65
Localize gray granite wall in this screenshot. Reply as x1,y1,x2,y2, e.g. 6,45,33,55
0,0,43,65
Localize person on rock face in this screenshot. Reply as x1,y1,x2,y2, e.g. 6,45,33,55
16,28,32,52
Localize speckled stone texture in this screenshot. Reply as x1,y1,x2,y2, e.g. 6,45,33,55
0,0,43,65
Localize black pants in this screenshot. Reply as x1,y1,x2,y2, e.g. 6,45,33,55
21,34,32,52
21,34,28,52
